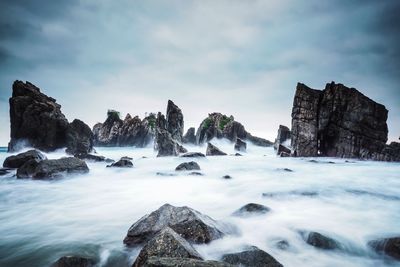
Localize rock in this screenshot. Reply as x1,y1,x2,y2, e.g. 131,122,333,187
291,82,397,161
274,125,291,150
107,158,133,168
0,168,13,176
206,143,227,156
180,152,206,158
234,153,242,156
143,257,233,267
221,246,283,267
234,138,246,152
276,240,290,250
175,162,201,171
301,231,340,250
132,227,203,267
155,113,187,157
183,127,196,144
3,149,47,168
8,81,70,152
188,172,204,176
65,119,94,155
123,204,224,246
246,135,273,147
74,153,109,162
51,256,95,267
222,175,232,179
279,152,290,157
277,144,291,157
166,100,184,143
156,172,177,177
276,168,293,172
368,236,400,260
232,203,270,217
17,157,89,179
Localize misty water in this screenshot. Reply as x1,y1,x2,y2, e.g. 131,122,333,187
0,140,399,267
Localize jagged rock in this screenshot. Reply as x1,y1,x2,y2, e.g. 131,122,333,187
301,231,340,250
232,203,270,217
277,144,291,157
180,152,206,158
16,157,89,179
234,138,246,152
221,246,283,267
274,125,291,150
206,143,227,156
368,236,400,260
3,149,46,168
107,158,133,168
51,256,95,267
166,100,184,143
155,113,187,157
8,81,70,152
291,82,397,161
66,119,94,155
123,204,224,246
175,162,200,171
183,127,196,144
143,257,233,267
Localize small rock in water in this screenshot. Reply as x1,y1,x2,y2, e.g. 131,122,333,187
175,161,201,171
0,168,13,176
222,175,232,179
368,236,400,260
51,256,95,267
221,246,283,267
156,172,177,177
3,149,47,168
234,138,247,152
206,143,227,156
301,231,340,250
276,168,293,172
232,203,270,217
276,240,290,250
74,153,108,162
188,171,204,176
107,158,133,168
234,153,242,156
180,152,206,158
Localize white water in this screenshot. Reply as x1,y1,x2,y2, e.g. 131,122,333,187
0,139,399,267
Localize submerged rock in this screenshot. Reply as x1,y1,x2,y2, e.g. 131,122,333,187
51,256,95,267
188,172,204,176
368,236,400,260
166,100,184,143
143,257,233,267
206,143,227,156
221,246,283,267
107,158,133,168
175,162,201,171
276,240,290,250
222,175,232,179
274,125,291,150
123,204,224,246
180,152,206,158
301,231,340,250
132,227,203,267
17,157,89,179
3,149,46,168
232,203,270,217
234,138,246,152
183,127,196,144
65,119,94,155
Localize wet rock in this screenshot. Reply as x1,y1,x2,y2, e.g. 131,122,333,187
74,153,109,162
123,204,224,246
107,158,133,168
277,144,291,157
51,256,95,267
183,127,196,144
276,240,290,250
206,143,227,156
234,153,242,156
276,168,293,172
143,257,233,267
274,125,291,150
166,100,184,143
133,227,203,267
232,203,270,217
17,157,89,179
3,149,47,168
368,236,400,260
156,172,177,177
222,175,232,179
175,162,200,171
221,246,283,267
188,172,204,176
234,138,246,152
301,231,340,250
180,152,206,158
279,152,290,157
0,168,13,176
65,119,94,155
246,135,273,147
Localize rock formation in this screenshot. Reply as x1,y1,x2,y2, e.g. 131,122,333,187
234,138,247,152
183,127,196,144
155,112,187,157
291,82,399,161
51,256,95,267
232,203,270,217
3,149,47,168
142,257,233,267
274,125,291,150
368,236,400,260
66,119,94,155
166,100,184,143
206,143,227,156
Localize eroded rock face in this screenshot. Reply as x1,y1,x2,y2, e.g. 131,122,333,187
291,82,397,161
66,119,94,155
123,204,224,246
368,236,400,260
183,127,196,144
166,100,184,143
3,149,46,168
206,143,227,156
51,256,95,267
221,246,283,267
274,125,291,150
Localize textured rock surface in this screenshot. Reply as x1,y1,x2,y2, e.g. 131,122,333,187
274,125,291,150
302,231,340,250
368,236,400,260
143,257,233,267
123,204,224,246
206,143,227,156
3,149,46,168
232,203,270,217
234,138,247,152
221,246,283,267
183,127,196,144
155,113,187,157
180,152,206,158
66,119,94,155
166,100,184,143
107,158,133,168
51,256,95,267
277,144,291,157
175,161,200,171
132,227,203,267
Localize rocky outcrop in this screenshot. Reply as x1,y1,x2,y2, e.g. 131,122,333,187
66,119,94,155
3,149,46,168
175,161,200,171
143,257,233,267
234,138,246,152
51,256,95,267
155,113,187,157
301,231,340,250
16,157,89,179
221,246,283,267
183,127,196,144
232,203,270,217
274,125,291,150
368,236,400,260
195,113,272,146
123,204,224,246
291,82,398,161
166,100,184,143
206,143,227,156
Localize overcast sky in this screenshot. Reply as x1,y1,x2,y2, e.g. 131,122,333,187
1,0,399,145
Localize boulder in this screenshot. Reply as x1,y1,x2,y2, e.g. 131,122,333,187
221,246,283,267
368,236,400,260
17,157,89,179
66,119,94,155
3,149,46,168
107,158,133,168
166,100,184,143
274,125,291,150
234,138,246,152
232,203,270,217
123,204,224,246
51,256,95,267
175,162,200,171
143,257,233,267
183,127,196,144
180,152,206,158
206,143,227,156
132,227,203,267
301,231,340,250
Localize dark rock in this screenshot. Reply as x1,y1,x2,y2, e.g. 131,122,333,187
232,203,270,217
221,246,283,267
368,236,400,260
51,256,95,267
74,153,108,162
65,119,94,155
166,100,184,143
234,138,246,152
123,204,224,246
263,190,319,198
17,157,89,179
277,145,291,157
107,158,133,168
0,168,13,176
234,153,242,156
156,172,177,177
3,149,47,168
206,143,227,156
132,227,203,267
274,125,291,150
155,113,187,157
222,175,232,179
276,168,293,172
276,240,290,250
143,257,233,267
188,172,204,176
302,231,340,250
175,162,201,171
279,152,290,158
180,152,206,158
183,127,196,144
246,135,273,147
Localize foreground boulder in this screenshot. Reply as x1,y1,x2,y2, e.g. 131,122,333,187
234,138,246,152
206,143,227,156
221,246,283,267
66,119,94,155
274,125,291,150
291,82,399,161
175,162,200,171
301,231,340,250
232,203,270,217
51,256,95,267
123,204,224,246
3,149,46,168
183,127,196,144
143,257,233,267
166,100,184,143
368,236,400,260
17,157,89,179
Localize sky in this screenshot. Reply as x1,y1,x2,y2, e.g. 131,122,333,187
0,0,399,145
